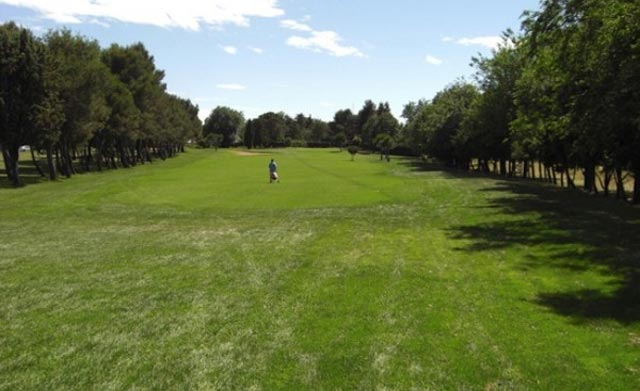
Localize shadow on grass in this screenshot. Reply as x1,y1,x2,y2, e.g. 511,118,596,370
397,158,491,181
445,175,640,324
0,161,48,189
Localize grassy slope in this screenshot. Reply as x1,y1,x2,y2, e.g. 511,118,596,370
0,148,638,390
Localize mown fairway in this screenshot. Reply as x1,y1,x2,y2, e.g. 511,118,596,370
1,148,639,390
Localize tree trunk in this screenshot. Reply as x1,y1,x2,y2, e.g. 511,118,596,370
499,159,506,176
564,167,575,189
599,167,612,197
59,142,73,177
583,163,596,193
530,161,536,179
85,145,92,172
2,144,21,186
30,147,45,177
615,167,625,200
632,172,639,204
537,161,542,181
46,144,57,180
117,141,129,168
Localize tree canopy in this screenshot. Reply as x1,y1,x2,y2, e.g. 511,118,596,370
0,23,201,185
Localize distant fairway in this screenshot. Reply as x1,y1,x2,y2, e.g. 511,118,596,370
1,148,639,390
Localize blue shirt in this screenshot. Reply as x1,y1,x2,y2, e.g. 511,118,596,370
269,161,277,172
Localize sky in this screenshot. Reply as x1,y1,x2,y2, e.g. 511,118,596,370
0,0,541,122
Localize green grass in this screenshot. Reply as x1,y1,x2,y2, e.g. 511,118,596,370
1,148,639,390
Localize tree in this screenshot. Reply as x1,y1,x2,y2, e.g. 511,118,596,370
401,99,428,123
516,0,640,200
44,29,111,176
330,109,356,141
33,93,65,179
0,22,46,186
203,133,223,149
309,119,330,144
251,112,288,147
202,106,245,148
373,133,394,161
408,82,479,167
355,100,376,146
362,110,399,148
469,33,522,175
333,132,347,150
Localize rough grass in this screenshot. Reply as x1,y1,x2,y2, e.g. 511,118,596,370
1,148,639,390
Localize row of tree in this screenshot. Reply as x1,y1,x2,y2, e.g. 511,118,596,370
0,23,201,186
402,0,639,203
201,101,401,155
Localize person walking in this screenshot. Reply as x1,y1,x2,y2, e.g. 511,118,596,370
268,158,279,183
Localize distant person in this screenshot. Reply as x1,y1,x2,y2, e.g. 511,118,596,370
268,158,279,183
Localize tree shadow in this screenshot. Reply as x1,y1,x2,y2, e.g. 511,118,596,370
0,160,48,188
398,158,496,181
447,178,640,324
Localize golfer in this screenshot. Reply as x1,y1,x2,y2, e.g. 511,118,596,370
268,158,279,183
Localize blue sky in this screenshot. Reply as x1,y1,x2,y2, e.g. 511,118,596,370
0,0,541,121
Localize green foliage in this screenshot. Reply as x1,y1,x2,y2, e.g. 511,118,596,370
394,1,640,201
251,112,288,147
330,109,356,142
0,23,201,184
202,106,245,148
0,22,46,185
406,82,479,167
199,133,223,149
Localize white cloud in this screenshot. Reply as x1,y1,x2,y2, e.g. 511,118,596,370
444,35,502,50
0,0,284,30
248,46,264,54
89,18,110,28
280,19,312,32
216,83,246,91
287,30,364,58
425,55,443,65
220,45,237,55
281,16,363,58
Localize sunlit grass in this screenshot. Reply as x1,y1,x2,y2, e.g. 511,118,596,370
1,148,638,390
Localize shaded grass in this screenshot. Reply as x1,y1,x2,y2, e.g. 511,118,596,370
1,148,639,390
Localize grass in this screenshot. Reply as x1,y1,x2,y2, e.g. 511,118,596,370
1,148,639,390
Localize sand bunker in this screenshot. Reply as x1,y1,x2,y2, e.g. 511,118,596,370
232,150,266,157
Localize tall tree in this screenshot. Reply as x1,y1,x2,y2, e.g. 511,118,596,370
44,30,110,176
202,106,245,148
470,32,522,176
0,22,46,186
408,82,479,167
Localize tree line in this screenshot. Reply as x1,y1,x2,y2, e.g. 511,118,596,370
0,23,201,186
201,101,400,156
402,0,639,203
